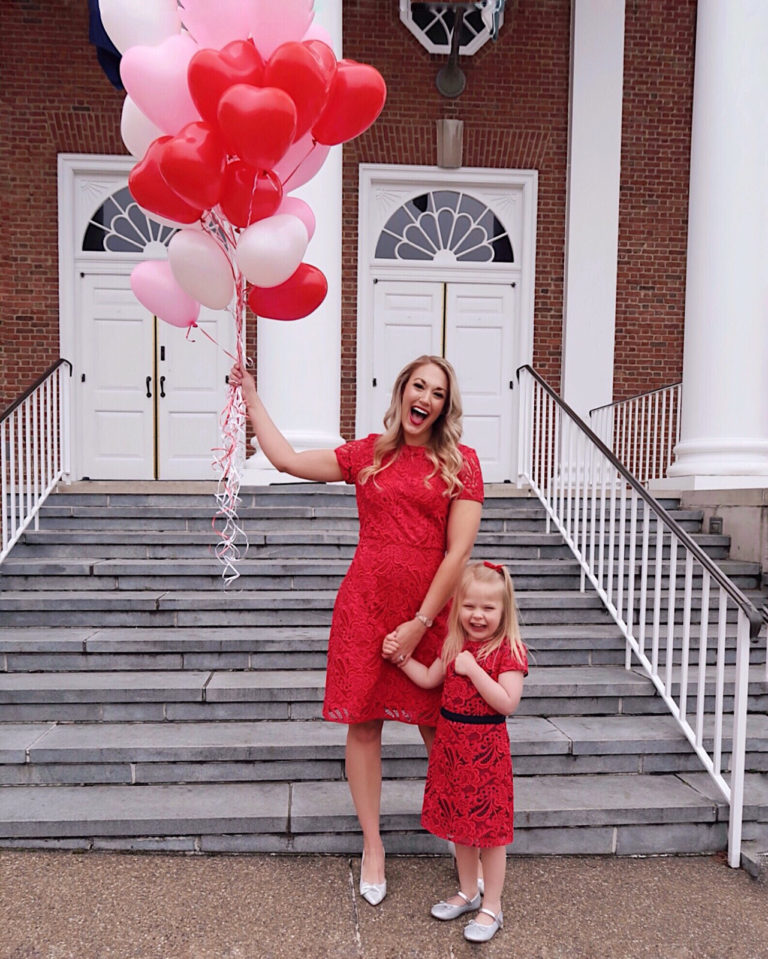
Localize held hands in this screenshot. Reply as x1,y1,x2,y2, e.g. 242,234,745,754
381,617,426,666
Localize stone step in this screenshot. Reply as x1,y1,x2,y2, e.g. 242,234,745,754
0,771,742,857
0,557,758,593
0,588,617,628
1,664,765,724
0,622,762,673
3,713,766,787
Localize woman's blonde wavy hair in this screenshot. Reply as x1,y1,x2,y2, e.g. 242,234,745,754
358,355,465,497
441,562,526,666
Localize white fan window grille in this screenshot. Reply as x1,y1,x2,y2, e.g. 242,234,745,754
82,186,177,253
375,190,514,263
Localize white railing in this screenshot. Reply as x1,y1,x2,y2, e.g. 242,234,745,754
517,365,763,868
590,382,682,484
1,360,72,563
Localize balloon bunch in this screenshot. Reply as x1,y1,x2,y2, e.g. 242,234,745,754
99,0,386,581
101,0,386,328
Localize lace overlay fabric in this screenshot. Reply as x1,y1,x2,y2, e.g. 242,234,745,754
323,434,484,726
421,640,528,847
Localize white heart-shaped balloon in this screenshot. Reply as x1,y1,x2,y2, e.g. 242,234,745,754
99,0,181,54
168,230,235,310
235,214,309,288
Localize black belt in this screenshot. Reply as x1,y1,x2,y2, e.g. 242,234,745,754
440,707,506,725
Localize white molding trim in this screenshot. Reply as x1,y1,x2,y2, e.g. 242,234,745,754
356,164,537,438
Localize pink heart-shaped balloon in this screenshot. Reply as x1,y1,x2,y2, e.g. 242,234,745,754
158,121,226,210
217,85,297,170
247,262,327,320
187,40,265,128
120,34,201,135
131,260,200,328
128,136,204,224
264,41,335,140
312,60,386,146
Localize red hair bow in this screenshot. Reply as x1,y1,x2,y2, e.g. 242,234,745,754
483,561,504,573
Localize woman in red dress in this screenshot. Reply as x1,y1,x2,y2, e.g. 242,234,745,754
385,561,527,943
229,356,484,905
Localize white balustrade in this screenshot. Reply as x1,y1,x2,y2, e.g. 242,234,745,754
518,365,761,868
1,361,71,563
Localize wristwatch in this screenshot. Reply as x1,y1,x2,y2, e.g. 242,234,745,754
414,611,433,628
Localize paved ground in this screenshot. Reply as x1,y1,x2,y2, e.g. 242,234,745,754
2,850,768,959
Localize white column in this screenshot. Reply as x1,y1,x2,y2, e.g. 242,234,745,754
242,0,344,484
561,0,625,419
667,0,768,488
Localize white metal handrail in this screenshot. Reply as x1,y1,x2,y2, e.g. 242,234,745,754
590,382,682,484
517,365,762,868
1,360,72,563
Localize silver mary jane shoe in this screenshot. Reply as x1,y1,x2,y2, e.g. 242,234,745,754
430,890,482,921
359,853,386,906
464,908,503,942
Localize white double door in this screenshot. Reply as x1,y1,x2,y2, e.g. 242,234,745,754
370,280,519,482
78,274,235,480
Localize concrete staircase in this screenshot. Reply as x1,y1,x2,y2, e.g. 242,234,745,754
0,482,766,858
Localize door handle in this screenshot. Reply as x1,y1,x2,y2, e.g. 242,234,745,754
146,376,152,398
159,376,166,398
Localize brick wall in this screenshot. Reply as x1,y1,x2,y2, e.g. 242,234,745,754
1,0,695,434
614,0,696,401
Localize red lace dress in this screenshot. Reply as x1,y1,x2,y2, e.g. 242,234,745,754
421,641,528,847
323,434,484,726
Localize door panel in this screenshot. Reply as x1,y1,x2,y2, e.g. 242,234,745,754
80,275,154,479
370,279,517,482
79,275,235,480
370,281,444,433
446,284,517,482
156,306,234,479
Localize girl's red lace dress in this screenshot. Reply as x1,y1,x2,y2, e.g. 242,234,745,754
323,434,484,726
421,641,528,847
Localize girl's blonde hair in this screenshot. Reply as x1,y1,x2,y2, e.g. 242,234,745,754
358,355,465,497
441,562,525,666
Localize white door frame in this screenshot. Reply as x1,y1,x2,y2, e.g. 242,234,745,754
356,164,537,480
58,153,150,480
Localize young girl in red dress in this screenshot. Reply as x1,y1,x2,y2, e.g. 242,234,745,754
384,560,527,943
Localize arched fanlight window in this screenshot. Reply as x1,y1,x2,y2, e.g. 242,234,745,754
375,190,514,264
399,0,505,56
82,186,177,253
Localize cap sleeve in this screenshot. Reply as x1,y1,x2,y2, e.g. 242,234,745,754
457,446,484,503
498,639,528,678
334,434,377,485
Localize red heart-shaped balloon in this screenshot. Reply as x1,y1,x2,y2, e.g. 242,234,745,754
218,85,297,171
187,40,265,127
220,161,283,228
247,263,327,320
128,136,204,224
312,60,387,146
158,121,226,210
264,41,335,141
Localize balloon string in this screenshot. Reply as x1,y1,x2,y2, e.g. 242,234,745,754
209,272,249,585
186,321,238,362
281,139,318,191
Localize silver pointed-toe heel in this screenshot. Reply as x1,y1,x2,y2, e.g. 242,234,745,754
464,908,503,942
359,853,387,906
430,890,482,921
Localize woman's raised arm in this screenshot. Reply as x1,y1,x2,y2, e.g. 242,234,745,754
230,363,344,483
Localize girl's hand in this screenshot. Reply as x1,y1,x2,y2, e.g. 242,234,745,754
454,650,476,676
382,618,426,665
382,634,400,659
